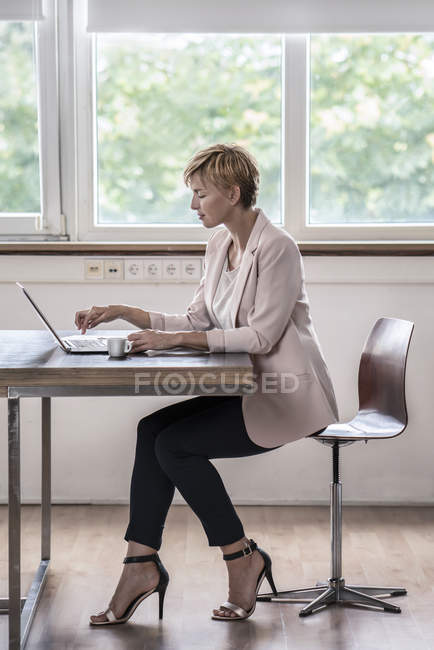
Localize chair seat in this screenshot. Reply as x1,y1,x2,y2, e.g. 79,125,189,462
313,411,405,442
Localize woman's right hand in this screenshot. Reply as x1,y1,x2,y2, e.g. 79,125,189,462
74,304,125,334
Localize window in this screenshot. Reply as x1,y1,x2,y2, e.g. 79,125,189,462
0,0,62,239
5,0,434,243
95,34,282,226
0,22,40,214
309,34,434,227
285,34,434,242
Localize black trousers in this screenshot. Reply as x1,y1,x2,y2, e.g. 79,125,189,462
124,395,282,550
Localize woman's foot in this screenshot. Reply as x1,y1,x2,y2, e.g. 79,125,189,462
90,551,160,623
212,542,265,619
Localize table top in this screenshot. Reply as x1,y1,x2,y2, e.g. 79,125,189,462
0,330,253,397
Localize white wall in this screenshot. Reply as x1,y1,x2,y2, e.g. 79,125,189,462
1,255,433,506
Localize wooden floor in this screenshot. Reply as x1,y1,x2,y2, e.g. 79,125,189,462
1,504,434,650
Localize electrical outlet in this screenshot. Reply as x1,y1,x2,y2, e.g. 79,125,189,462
181,258,202,281
143,258,162,281
104,259,124,280
125,259,144,281
84,259,104,280
162,258,181,281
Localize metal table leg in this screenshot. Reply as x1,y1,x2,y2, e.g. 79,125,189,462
41,398,51,562
20,398,51,647
8,396,21,650
1,395,51,649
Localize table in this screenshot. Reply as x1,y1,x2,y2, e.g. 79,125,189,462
0,330,254,650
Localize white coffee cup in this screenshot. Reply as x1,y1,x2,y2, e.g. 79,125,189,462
107,337,133,357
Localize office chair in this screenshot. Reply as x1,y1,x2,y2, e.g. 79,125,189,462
257,317,414,616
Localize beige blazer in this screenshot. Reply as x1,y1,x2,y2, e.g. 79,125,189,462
148,209,339,448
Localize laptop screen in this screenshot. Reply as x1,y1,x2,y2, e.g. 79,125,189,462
16,282,70,351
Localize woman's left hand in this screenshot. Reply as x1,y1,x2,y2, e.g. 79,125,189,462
127,329,178,353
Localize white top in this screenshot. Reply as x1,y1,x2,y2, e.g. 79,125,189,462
212,251,240,330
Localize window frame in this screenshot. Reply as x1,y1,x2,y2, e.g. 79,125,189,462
0,0,63,239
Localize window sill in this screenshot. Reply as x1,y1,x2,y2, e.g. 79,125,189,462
0,241,205,255
1,240,434,256
297,241,434,256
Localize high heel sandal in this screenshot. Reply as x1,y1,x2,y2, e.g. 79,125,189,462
89,553,169,625
212,538,278,621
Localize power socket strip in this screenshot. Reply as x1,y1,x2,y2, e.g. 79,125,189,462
84,257,203,282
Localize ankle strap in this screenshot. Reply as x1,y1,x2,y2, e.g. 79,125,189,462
223,539,257,561
123,553,159,564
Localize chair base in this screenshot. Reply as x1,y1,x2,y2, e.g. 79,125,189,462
257,577,406,616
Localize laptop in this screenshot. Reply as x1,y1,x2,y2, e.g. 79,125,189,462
16,282,109,353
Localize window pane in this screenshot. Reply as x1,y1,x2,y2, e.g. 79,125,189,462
95,34,281,225
310,34,434,225
0,22,40,214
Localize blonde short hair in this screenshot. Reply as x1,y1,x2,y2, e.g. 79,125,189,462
183,143,260,209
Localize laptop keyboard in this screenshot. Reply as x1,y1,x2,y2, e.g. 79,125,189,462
65,338,107,350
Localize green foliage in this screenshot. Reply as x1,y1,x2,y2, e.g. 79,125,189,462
96,34,281,224
310,34,434,223
0,22,40,213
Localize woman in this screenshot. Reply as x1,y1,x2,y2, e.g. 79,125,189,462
76,143,339,624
